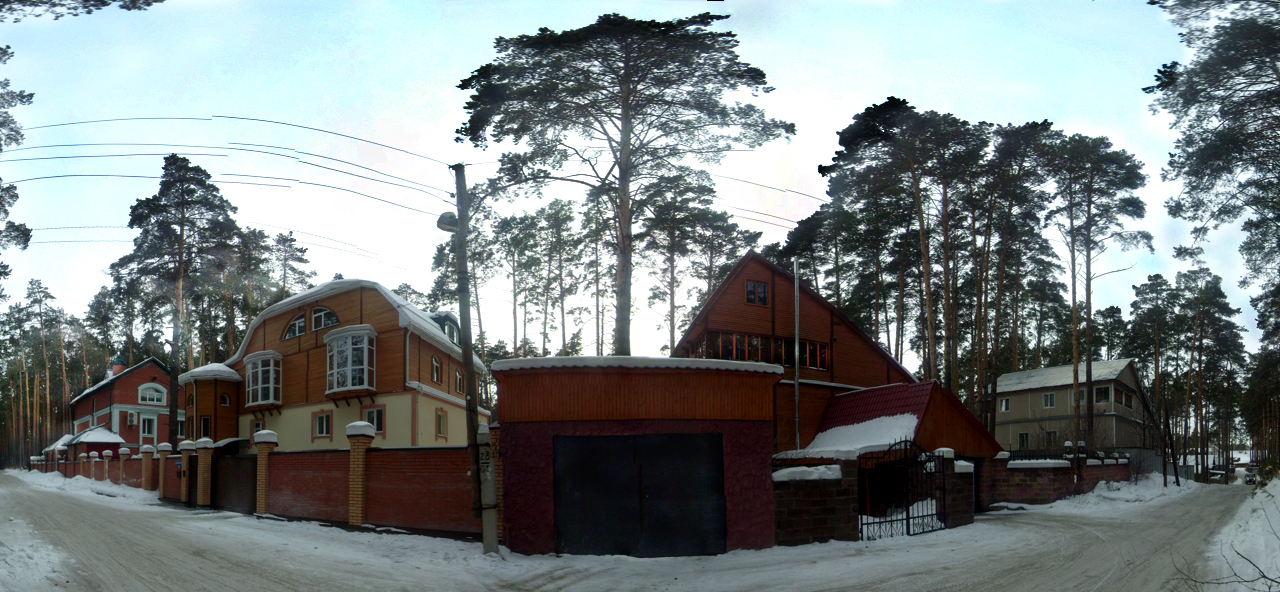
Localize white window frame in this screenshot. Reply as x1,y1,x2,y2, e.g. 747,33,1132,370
444,322,459,345
324,325,377,394
176,419,185,438
999,398,1010,412
245,351,283,407
283,314,306,340
315,413,331,437
140,416,156,438
1042,392,1055,409
365,408,384,433
251,419,265,434
435,408,448,438
455,369,464,394
138,383,167,406
312,307,339,331
431,356,441,384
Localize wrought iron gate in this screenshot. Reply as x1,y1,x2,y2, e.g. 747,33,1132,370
857,440,945,540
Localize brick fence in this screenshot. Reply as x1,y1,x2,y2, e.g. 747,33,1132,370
975,456,1133,509
773,459,859,545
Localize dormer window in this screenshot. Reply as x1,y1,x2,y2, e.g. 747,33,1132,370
445,322,459,345
283,314,305,340
313,307,339,331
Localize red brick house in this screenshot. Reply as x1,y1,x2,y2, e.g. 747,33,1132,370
69,356,179,450
672,251,916,452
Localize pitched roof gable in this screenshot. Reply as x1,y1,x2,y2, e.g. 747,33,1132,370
996,359,1136,393
676,250,916,383
70,357,170,406
817,382,935,433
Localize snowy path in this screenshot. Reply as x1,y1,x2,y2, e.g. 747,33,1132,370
0,471,1252,592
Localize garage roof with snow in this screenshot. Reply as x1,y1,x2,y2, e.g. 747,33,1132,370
66,427,126,446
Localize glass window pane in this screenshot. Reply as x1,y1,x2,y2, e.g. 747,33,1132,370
337,370,348,388
759,283,768,305
352,367,365,387
337,346,348,370
352,347,364,367
746,281,756,304
327,373,334,391
748,335,760,362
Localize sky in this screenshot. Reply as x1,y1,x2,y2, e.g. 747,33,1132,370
0,0,1257,365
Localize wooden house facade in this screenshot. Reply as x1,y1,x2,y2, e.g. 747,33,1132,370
672,251,916,452
177,279,488,451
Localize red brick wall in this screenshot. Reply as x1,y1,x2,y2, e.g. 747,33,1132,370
773,459,859,545
943,471,974,528
163,457,182,500
123,458,142,488
107,460,122,484
976,459,1134,507
365,448,479,533
499,419,775,555
267,451,348,523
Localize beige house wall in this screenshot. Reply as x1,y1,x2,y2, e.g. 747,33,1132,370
994,364,1150,450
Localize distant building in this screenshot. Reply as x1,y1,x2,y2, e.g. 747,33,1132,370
68,355,179,449
993,359,1153,450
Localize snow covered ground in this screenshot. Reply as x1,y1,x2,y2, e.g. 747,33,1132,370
0,469,1253,592
1201,477,1280,591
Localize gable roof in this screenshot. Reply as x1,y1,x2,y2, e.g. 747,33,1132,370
66,426,125,446
817,382,934,433
676,250,916,384
223,278,484,372
69,357,170,406
996,359,1136,393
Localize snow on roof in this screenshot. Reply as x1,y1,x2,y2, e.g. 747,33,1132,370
178,363,243,386
490,356,783,374
42,434,74,453
775,413,919,460
818,382,935,433
66,427,126,446
996,359,1134,393
223,278,484,372
772,465,842,482
70,357,170,406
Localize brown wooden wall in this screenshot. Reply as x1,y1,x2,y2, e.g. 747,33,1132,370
406,333,465,395
681,256,911,390
495,368,779,422
917,388,1003,458
773,383,839,452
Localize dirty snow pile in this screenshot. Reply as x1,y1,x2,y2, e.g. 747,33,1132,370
7,469,162,507
1203,478,1280,590
775,414,918,460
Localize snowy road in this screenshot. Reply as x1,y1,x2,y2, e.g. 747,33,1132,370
0,471,1252,592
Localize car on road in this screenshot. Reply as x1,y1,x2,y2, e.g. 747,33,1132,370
1245,474,1258,485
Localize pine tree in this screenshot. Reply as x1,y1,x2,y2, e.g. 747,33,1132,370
272,232,315,300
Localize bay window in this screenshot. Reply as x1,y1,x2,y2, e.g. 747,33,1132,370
245,351,282,406
325,325,377,394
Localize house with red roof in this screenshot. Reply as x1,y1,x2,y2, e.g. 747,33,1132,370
68,355,179,450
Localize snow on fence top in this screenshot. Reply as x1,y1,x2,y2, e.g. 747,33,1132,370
490,356,784,374
346,421,376,438
1008,459,1071,469
178,440,196,451
774,413,919,460
955,460,974,473
772,465,843,481
253,430,278,444
195,438,214,449
178,363,243,386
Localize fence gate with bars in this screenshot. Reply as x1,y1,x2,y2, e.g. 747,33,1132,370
857,440,946,540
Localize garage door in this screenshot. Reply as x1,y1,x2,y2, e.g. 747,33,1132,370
553,433,726,557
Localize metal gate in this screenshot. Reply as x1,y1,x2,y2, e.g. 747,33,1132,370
857,440,945,540
211,454,257,514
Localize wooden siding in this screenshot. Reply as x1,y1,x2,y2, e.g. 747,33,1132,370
495,368,778,422
773,384,838,452
916,386,1003,458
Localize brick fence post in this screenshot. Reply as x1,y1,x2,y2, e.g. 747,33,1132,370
56,446,67,478
103,450,113,483
346,421,375,526
140,445,155,491
195,438,214,507
157,443,172,498
89,452,100,480
78,453,87,478
117,447,130,486
253,430,277,516
178,440,195,503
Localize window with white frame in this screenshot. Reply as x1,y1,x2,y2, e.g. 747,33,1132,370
444,322,459,345
431,356,441,384
365,408,384,433
283,314,305,340
246,351,283,406
313,307,339,331
455,369,464,394
999,398,1010,412
140,417,156,438
435,408,448,438
251,419,264,434
139,385,165,405
315,413,331,437
325,325,376,393
1042,392,1055,408
176,419,185,438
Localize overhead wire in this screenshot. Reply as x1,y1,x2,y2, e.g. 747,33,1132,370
0,153,227,163
213,115,453,166
26,117,212,130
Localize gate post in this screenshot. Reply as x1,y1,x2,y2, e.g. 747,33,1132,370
346,422,375,526
90,452,99,480
254,430,277,516
195,438,214,507
157,443,172,498
103,450,113,483
178,440,195,504
140,445,155,491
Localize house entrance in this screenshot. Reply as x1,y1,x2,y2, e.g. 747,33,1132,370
211,442,256,514
857,440,945,540
553,433,726,557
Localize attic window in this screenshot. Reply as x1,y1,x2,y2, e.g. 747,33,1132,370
746,281,768,306
445,322,459,345
313,307,339,331
283,314,305,340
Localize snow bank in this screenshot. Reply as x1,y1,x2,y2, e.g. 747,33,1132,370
772,465,842,482
6,469,161,508
775,414,918,460
1205,478,1280,588
1002,473,1202,516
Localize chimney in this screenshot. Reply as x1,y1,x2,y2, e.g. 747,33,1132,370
109,353,126,379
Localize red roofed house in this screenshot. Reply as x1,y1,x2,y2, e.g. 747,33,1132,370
673,251,917,452
68,355,179,451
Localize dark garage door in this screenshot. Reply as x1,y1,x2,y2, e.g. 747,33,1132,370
554,433,726,557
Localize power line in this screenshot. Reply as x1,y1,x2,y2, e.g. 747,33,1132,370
222,174,298,182
9,143,230,153
32,225,128,231
213,115,452,166
30,240,133,244
709,173,828,203
298,160,454,206
25,117,212,130
0,153,227,164
247,221,377,255
9,174,160,184
293,150,455,197
716,202,797,224
731,214,793,230
296,180,437,216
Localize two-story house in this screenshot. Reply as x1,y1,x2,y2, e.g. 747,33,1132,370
993,358,1153,451
177,278,488,450
68,355,180,450
672,251,917,452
